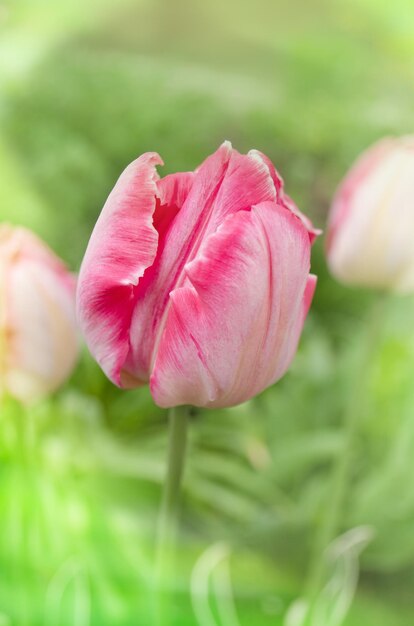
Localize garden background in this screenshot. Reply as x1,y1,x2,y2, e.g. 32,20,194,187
1,0,414,624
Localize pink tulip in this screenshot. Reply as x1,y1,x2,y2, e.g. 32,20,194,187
77,142,319,408
0,226,78,403
327,136,414,292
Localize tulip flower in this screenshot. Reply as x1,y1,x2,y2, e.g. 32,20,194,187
327,136,414,292
77,142,319,408
0,226,78,403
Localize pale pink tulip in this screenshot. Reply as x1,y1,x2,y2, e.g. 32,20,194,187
0,226,78,403
77,142,319,408
327,136,414,292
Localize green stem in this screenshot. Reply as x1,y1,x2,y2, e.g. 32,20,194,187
155,405,189,625
304,294,388,618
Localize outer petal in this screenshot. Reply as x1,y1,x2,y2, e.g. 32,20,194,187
150,202,313,408
76,153,162,385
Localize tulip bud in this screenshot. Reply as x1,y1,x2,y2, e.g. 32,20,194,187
77,142,319,408
0,226,78,403
327,136,414,292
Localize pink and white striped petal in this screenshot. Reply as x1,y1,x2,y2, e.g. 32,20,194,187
150,202,313,408
76,152,162,386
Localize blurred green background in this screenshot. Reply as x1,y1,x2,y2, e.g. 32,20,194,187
1,0,414,624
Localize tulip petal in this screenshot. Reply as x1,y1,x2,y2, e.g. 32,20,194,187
76,152,163,385
327,138,414,291
248,149,284,194
126,142,278,379
150,202,313,408
5,259,77,402
157,171,194,210
303,274,318,321
326,139,393,254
